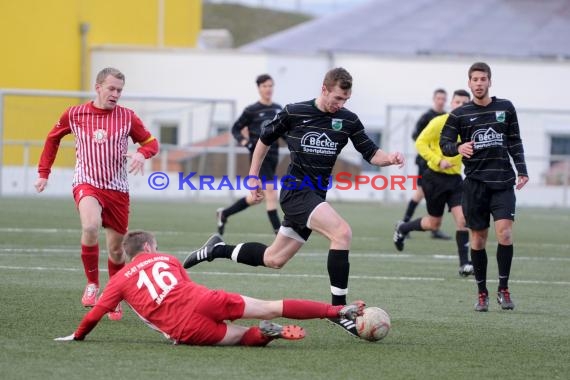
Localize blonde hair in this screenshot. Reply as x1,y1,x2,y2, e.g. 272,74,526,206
96,67,125,84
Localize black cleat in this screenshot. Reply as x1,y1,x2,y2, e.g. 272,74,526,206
327,317,359,338
216,208,227,235
431,229,452,240
183,234,224,269
497,288,515,310
393,221,405,251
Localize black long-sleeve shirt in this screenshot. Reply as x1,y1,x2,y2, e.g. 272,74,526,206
260,99,378,194
231,101,282,158
440,97,528,189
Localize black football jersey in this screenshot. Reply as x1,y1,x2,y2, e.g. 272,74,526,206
260,99,378,192
440,97,528,189
231,101,282,156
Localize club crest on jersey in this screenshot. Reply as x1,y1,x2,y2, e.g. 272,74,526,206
331,118,343,131
93,129,108,144
495,111,506,122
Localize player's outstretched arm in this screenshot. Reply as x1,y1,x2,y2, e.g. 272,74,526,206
369,150,405,168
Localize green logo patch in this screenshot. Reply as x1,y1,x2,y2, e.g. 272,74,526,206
331,118,343,131
495,111,506,123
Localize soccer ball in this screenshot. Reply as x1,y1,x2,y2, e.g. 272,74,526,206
355,306,391,342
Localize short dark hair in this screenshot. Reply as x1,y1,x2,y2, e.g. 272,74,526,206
256,74,273,86
96,67,125,84
453,89,471,98
122,230,155,259
323,67,352,91
433,88,447,97
468,62,492,80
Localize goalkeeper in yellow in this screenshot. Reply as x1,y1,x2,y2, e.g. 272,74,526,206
393,89,474,277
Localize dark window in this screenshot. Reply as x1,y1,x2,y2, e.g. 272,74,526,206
159,124,178,145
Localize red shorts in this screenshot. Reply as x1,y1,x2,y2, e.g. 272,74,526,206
179,290,245,345
72,184,130,235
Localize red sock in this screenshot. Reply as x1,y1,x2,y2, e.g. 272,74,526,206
282,299,343,319
108,258,125,278
239,327,272,347
81,244,99,285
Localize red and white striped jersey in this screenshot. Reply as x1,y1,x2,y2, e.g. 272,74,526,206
38,101,154,192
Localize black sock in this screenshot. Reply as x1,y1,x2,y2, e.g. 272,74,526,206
224,197,249,218
215,242,267,267
403,200,418,222
212,244,233,259
267,209,281,233
400,218,423,234
497,244,513,290
456,230,470,266
327,250,350,306
471,248,488,294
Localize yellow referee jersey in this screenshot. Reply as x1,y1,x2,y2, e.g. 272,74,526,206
415,113,462,175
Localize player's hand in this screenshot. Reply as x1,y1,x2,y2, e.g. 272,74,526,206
125,152,146,175
389,152,405,168
34,178,48,193
516,175,529,190
439,159,454,170
458,141,474,158
247,176,264,204
54,333,77,341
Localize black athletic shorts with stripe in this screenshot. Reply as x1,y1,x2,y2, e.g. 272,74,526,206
421,169,462,217
280,185,327,241
462,177,516,230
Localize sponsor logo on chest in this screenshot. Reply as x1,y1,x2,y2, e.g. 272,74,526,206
472,127,503,150
300,132,338,155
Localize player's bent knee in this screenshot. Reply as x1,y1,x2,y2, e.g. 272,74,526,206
332,224,352,246
263,256,287,269
81,224,99,238
497,228,513,245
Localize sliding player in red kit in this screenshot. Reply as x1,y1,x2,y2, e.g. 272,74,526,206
54,231,365,346
35,68,159,320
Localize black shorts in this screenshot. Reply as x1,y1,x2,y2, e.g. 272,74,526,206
251,152,278,180
422,169,462,217
416,159,428,187
279,186,326,241
462,178,516,230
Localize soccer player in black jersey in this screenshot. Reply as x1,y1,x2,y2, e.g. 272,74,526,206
216,74,282,235
401,88,451,240
440,62,529,312
185,67,405,337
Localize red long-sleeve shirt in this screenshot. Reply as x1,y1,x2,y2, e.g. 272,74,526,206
38,101,159,192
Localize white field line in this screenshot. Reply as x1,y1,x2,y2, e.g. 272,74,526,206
1,227,569,250
1,247,569,262
0,266,568,286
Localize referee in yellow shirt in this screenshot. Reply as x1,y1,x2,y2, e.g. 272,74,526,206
394,89,474,277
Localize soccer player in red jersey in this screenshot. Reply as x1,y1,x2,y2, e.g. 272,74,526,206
34,68,159,319
54,231,364,346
